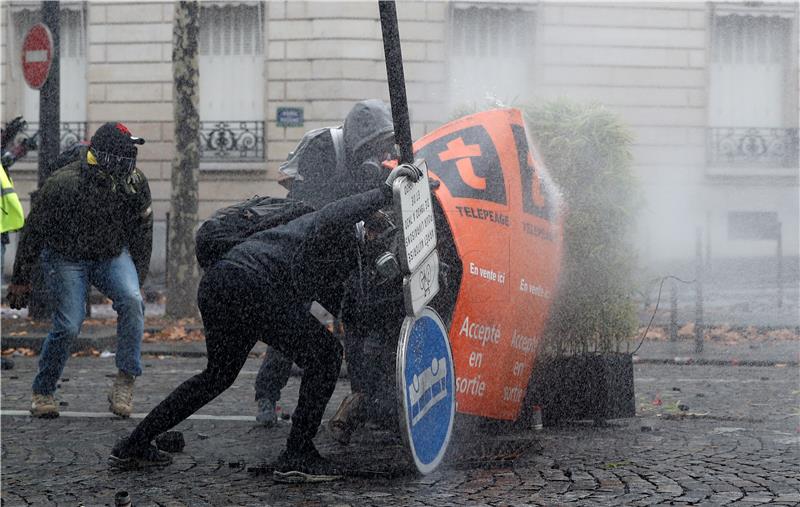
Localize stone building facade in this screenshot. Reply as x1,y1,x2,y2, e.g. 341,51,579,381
2,1,798,281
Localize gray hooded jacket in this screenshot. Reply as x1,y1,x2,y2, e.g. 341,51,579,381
288,99,394,210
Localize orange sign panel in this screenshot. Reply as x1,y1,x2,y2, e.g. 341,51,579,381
413,109,563,421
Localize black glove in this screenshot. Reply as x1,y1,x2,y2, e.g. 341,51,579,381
1,116,25,151
383,163,423,199
6,284,31,310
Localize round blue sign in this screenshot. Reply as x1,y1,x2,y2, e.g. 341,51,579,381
396,307,455,474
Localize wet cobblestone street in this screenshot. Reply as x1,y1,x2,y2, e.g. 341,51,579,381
2,356,798,506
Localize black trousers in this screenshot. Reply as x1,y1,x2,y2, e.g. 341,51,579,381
128,261,343,454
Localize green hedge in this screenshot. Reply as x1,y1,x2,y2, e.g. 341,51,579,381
523,98,640,354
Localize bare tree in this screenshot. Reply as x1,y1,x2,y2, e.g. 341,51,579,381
166,1,200,318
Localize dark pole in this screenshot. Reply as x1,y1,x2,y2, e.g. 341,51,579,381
776,221,783,310
694,227,704,353
669,280,678,342
30,1,60,321
38,0,60,185
378,0,413,164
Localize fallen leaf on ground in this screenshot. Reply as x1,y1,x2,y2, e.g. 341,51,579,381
2,347,35,356
71,349,101,357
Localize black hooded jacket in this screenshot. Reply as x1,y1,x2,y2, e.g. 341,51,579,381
220,187,390,312
288,99,394,210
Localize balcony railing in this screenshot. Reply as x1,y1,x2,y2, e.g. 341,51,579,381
24,121,88,152
19,121,266,163
199,121,265,162
707,127,799,168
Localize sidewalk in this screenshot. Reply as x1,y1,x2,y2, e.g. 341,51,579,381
3,303,798,366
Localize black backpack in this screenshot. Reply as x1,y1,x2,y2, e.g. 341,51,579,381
195,195,314,269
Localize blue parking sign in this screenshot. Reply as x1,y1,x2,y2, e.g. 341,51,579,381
396,307,455,474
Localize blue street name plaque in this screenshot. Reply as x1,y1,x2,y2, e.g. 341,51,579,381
396,307,455,474
276,106,304,127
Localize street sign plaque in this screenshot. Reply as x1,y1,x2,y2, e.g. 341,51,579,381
276,106,304,127
403,249,440,317
22,23,53,90
393,159,437,274
396,307,455,474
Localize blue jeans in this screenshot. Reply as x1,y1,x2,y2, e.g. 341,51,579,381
254,346,294,403
32,248,145,395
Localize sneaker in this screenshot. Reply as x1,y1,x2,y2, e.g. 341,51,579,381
109,438,173,470
108,370,135,417
272,447,343,483
30,393,59,418
255,398,278,427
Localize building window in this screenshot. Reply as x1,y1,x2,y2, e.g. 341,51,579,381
199,3,265,162
728,211,780,241
708,7,799,168
13,5,87,125
448,3,535,109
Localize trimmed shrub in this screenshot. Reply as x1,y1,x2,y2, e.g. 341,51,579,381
523,98,640,354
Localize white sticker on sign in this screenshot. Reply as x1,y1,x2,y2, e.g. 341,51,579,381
25,50,48,63
393,160,437,274
403,250,440,317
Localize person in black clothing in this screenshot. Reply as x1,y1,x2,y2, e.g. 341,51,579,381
109,163,421,483
254,99,397,426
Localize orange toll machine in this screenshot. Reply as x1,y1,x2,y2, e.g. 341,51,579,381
414,108,564,422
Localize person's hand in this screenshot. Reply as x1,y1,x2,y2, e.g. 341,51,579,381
384,163,423,197
6,284,31,310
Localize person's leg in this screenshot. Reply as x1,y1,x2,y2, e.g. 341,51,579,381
116,265,259,454
269,310,344,482
328,328,367,444
269,311,343,455
341,327,367,393
363,329,399,425
1,237,6,285
254,346,294,403
254,346,294,426
32,250,88,397
90,248,144,377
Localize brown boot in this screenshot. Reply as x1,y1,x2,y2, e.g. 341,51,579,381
328,392,364,445
30,393,59,418
108,370,135,417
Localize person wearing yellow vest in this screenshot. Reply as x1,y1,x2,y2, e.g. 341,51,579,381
1,161,25,285
5,122,152,420
1,162,24,232
0,162,24,232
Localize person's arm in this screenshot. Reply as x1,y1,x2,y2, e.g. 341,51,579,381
311,188,388,241
11,186,51,286
311,163,422,237
126,169,153,286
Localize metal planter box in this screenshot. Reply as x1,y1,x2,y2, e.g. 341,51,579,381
524,353,636,425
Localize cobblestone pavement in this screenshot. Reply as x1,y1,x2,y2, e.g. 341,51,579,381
2,355,798,506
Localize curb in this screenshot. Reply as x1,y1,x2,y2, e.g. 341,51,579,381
4,334,796,368
1,335,118,355
632,356,798,368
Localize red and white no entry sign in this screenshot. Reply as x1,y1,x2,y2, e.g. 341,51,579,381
21,23,53,90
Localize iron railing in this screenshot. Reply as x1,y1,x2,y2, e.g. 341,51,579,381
21,121,266,163
199,121,265,162
707,127,799,168
25,121,88,152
